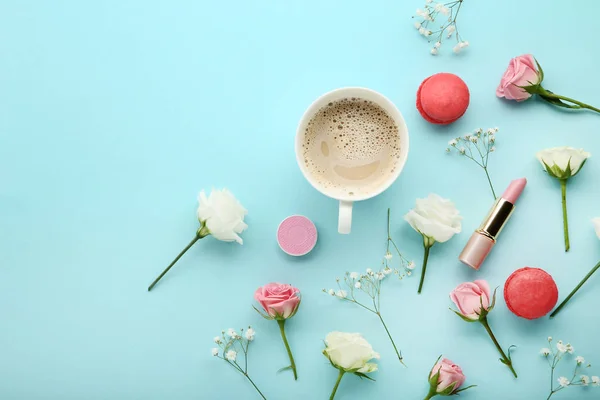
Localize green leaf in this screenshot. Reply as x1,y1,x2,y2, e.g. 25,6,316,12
277,365,293,374
439,381,459,396
454,385,477,394
252,306,274,320
539,94,582,109
354,372,376,381
489,287,498,311
534,57,545,82
450,308,478,323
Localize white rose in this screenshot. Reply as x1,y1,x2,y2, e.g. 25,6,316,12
536,147,590,180
197,189,248,244
323,332,380,373
592,218,600,239
404,194,462,244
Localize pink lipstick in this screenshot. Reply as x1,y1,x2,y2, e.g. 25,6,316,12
459,178,527,270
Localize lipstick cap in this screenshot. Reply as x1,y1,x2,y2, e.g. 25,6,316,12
459,233,495,270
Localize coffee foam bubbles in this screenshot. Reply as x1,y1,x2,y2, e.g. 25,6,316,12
301,97,401,197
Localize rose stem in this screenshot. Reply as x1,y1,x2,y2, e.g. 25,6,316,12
550,260,600,318
329,370,345,400
544,93,600,113
560,179,570,252
147,236,200,291
480,317,518,378
277,320,297,380
417,243,432,294
377,312,405,366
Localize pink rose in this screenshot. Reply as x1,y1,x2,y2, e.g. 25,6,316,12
430,358,466,394
254,283,301,319
496,54,541,102
450,280,491,320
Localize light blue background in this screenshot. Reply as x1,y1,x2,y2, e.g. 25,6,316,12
2,1,600,399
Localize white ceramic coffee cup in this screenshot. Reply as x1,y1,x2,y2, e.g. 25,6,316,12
295,87,409,234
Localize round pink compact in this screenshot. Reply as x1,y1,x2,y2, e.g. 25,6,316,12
277,215,317,256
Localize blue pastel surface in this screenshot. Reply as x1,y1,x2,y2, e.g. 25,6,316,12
2,1,600,399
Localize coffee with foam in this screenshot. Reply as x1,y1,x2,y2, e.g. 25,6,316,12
300,97,401,198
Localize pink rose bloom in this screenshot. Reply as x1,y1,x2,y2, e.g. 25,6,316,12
254,283,301,319
450,280,491,320
496,54,541,102
430,358,466,394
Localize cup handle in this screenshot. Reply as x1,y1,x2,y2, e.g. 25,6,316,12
338,200,353,234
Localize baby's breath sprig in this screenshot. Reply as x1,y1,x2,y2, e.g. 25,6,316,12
447,127,499,199
211,327,267,400
413,0,468,55
323,209,412,367
384,208,415,274
541,337,600,400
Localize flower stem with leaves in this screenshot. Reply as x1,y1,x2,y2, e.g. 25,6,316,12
211,327,267,400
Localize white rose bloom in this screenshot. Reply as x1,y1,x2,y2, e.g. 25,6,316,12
197,189,248,244
323,332,380,373
404,194,462,244
536,147,590,180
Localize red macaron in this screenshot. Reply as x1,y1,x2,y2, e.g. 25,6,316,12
416,73,470,125
504,267,558,320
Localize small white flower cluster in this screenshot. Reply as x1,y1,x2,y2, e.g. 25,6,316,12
447,127,499,199
412,0,467,55
541,337,600,397
211,326,255,362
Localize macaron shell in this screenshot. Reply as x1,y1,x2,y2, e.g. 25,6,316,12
416,73,470,125
504,267,558,320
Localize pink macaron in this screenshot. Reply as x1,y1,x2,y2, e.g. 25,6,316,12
416,73,470,125
504,267,558,320
277,215,318,256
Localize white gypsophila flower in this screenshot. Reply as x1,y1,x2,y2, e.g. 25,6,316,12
213,336,222,344
453,45,461,54
404,194,462,243
576,356,585,364
383,267,393,275
490,146,496,152
211,348,219,356
424,30,432,36
448,139,457,146
323,332,380,373
592,218,600,239
431,48,438,55
225,350,237,362
227,328,237,338
407,261,415,270
384,252,393,260
435,41,441,49
328,289,335,296
447,25,456,33
355,282,362,289
407,271,412,276
592,376,600,386
434,3,443,11
197,189,248,244
581,375,590,386
377,273,385,281
536,147,591,180
350,272,359,280
440,6,450,15
245,327,255,341
414,22,422,29
419,27,426,35
460,41,469,48
548,336,553,341
366,268,373,275
458,147,466,155
557,342,568,353
540,348,551,356
567,344,574,354
558,377,570,387
336,290,347,298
